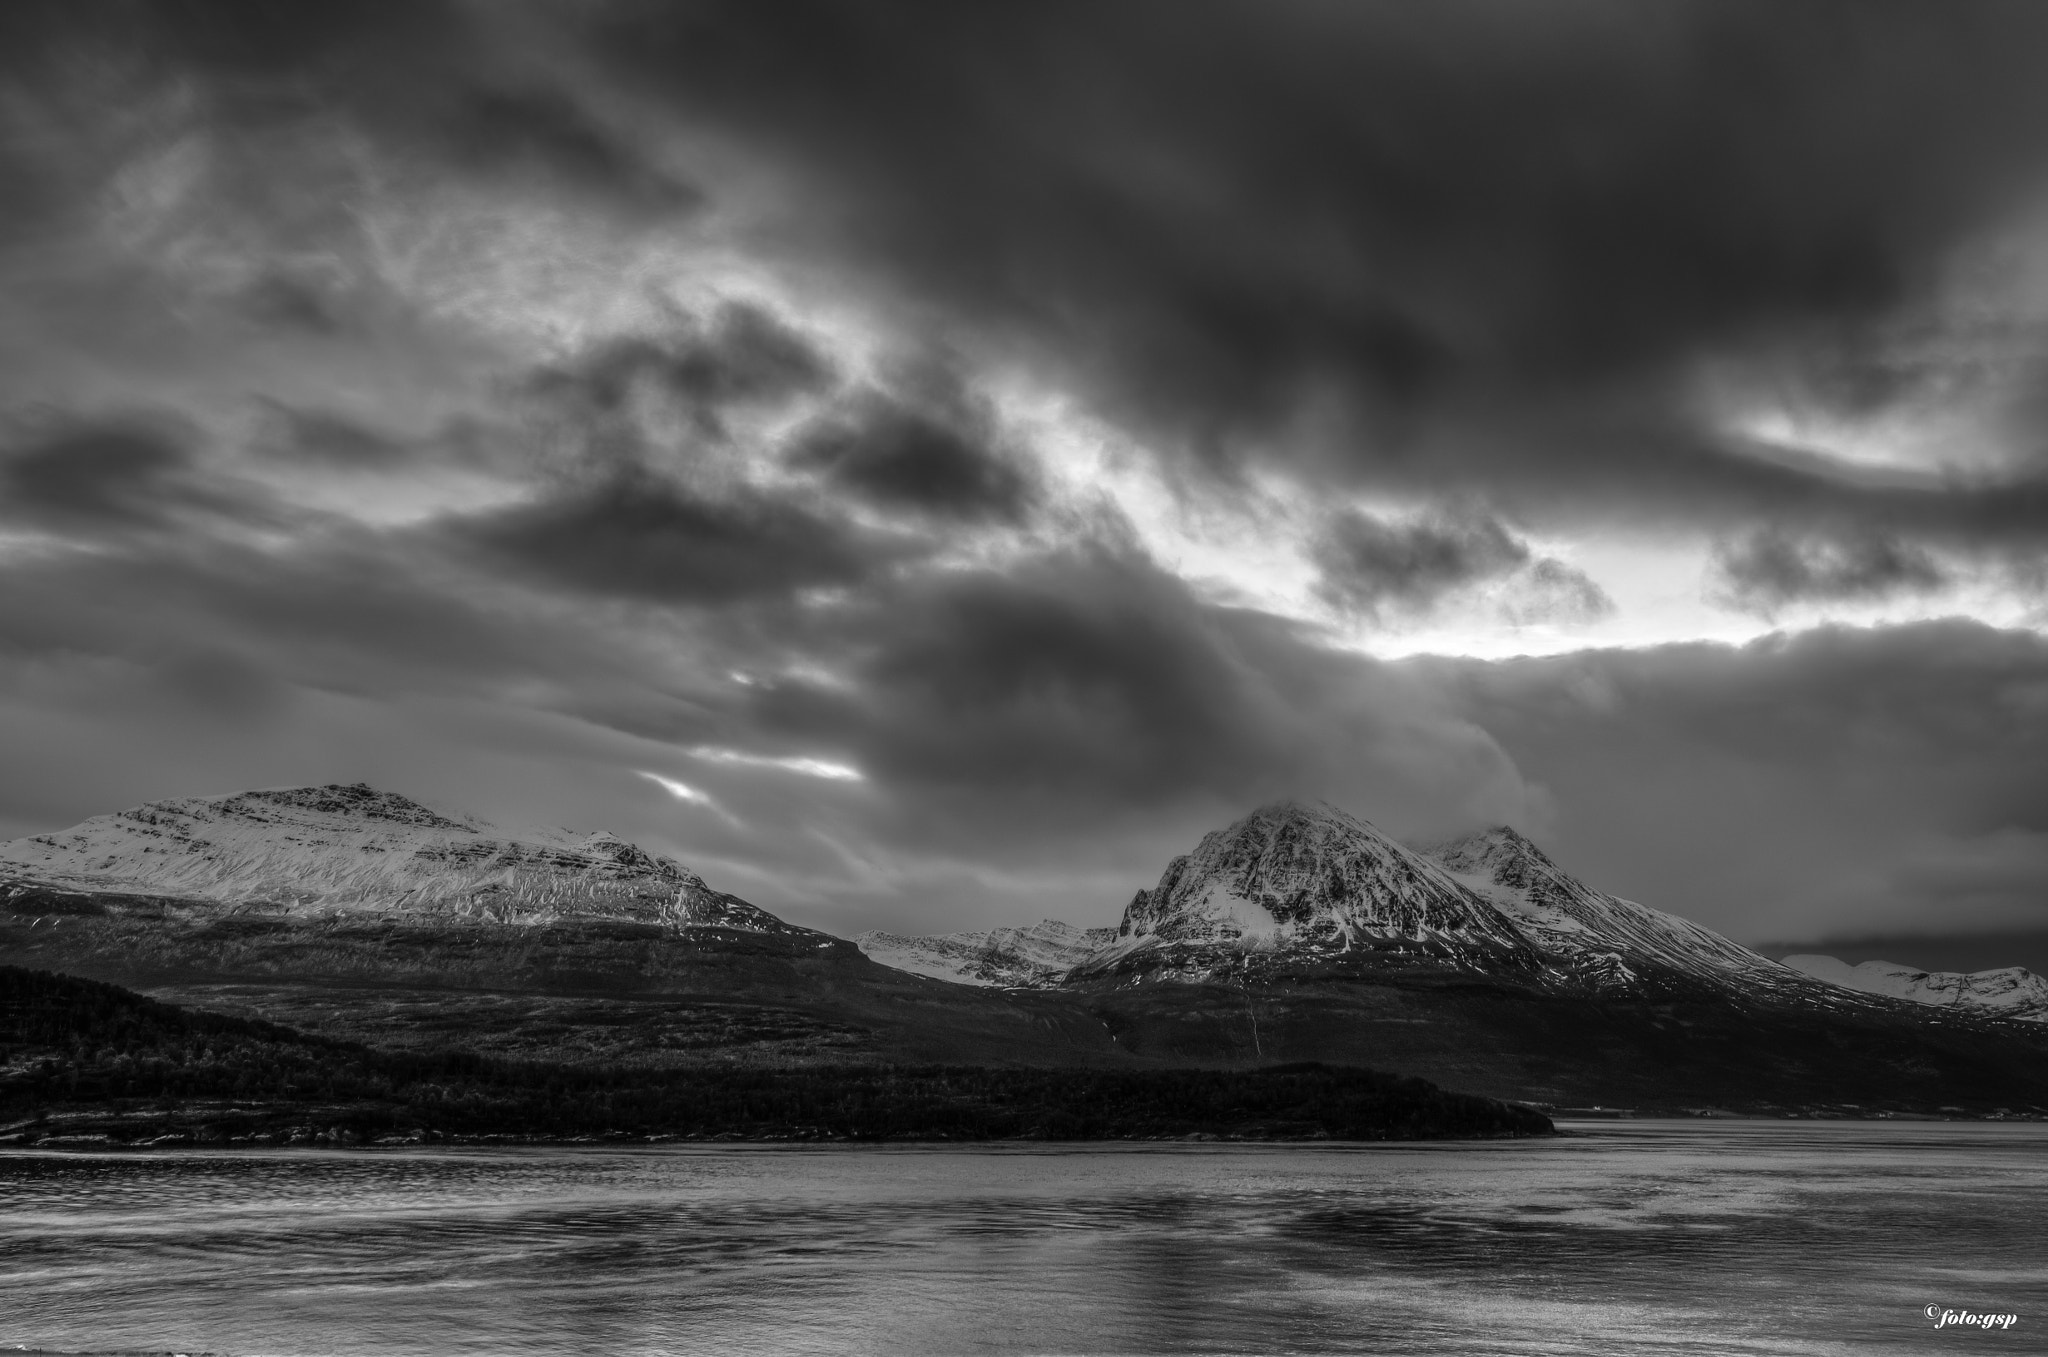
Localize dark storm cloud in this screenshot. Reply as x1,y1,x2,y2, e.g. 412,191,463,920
1602,440,2048,602
755,546,1272,799
456,306,894,602
1396,399,2048,588
789,387,1032,524
452,471,894,605
736,544,1528,840
1312,510,1528,617
0,420,194,527
260,407,413,468
0,512,738,849
124,0,463,73
438,86,704,216
525,304,837,436
13,0,2048,950
1712,525,1949,613
0,536,608,702
1419,620,2048,939
0,0,471,146
1311,509,1618,625
0,417,266,533
21,1,2048,535
1,0,693,228
236,276,357,339
571,0,2048,495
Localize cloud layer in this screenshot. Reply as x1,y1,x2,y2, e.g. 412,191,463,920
2,2,2047,944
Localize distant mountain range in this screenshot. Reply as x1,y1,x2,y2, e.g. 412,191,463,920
6,784,2048,1115
858,803,2048,1031
861,802,1829,1006
1782,954,2048,1023
1762,926,2048,981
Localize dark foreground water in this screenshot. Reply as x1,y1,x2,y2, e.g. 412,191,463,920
1,1121,2041,1356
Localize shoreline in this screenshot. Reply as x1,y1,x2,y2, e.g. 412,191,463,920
10,1113,2046,1154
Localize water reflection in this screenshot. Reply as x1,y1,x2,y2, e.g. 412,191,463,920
2,1122,2043,1355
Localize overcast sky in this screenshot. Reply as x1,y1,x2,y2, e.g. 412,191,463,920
4,1,2048,948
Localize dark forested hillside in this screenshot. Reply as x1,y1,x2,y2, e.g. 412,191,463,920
0,967,1551,1144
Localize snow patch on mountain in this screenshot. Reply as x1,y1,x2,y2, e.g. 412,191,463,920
0,783,809,935
857,919,1117,987
1782,955,2048,1022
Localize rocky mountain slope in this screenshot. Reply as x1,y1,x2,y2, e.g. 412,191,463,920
1422,822,1814,998
1783,954,2048,1023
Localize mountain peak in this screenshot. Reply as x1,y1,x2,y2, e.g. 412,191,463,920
1106,799,1535,958
1244,798,1376,832
224,783,475,832
1426,824,1560,883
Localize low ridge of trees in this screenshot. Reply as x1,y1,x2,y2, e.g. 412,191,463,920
0,967,1551,1143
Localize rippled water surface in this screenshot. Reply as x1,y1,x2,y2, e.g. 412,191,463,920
2,1121,2042,1356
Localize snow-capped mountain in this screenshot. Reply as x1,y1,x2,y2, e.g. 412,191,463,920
9,785,2044,1112
0,783,809,936
1782,954,2048,1023
1076,801,1543,979
17,785,2038,1034
1073,801,1817,993
856,920,1117,987
865,801,1823,999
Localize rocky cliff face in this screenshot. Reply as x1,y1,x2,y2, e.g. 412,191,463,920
1783,954,2048,1023
0,783,809,937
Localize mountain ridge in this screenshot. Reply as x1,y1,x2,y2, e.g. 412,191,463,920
0,782,1150,1071
8,784,2048,1115
1784,954,2048,1023
860,801,2036,1024
858,800,1814,998
0,782,810,937
1423,821,1816,999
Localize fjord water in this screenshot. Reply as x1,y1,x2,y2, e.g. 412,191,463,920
2,1123,2041,1357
